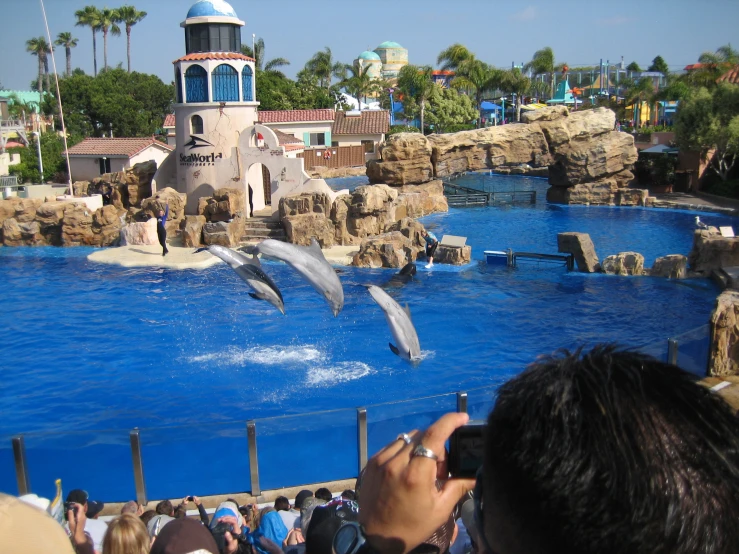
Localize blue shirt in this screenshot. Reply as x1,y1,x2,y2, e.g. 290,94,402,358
156,205,169,228
424,232,438,246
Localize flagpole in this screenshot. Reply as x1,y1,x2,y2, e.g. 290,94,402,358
39,0,74,197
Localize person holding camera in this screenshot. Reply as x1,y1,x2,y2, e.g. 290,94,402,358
64,490,107,554
180,495,210,525
344,346,739,554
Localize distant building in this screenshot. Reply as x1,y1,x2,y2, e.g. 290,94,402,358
432,70,455,88
355,51,383,80
373,41,408,80
63,137,173,181
332,110,388,161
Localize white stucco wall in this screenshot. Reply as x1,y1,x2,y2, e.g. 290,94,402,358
173,102,258,214
131,147,172,168
262,122,333,147
69,157,129,182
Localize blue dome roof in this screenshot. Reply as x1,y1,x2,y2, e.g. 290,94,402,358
187,0,239,19
358,51,381,61
376,41,404,49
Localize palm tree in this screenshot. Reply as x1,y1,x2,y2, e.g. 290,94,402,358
305,47,348,89
116,5,147,73
55,32,78,76
452,59,505,128
524,46,567,100
340,64,374,110
503,68,532,122
98,7,122,71
397,64,435,132
26,36,50,94
622,77,656,128
436,43,475,71
75,6,101,76
241,38,290,74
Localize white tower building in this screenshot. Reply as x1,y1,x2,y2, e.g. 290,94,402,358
173,0,258,214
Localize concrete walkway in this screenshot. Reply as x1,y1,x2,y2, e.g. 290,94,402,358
87,243,360,269
651,191,739,215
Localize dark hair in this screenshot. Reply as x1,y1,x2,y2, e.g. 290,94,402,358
155,500,173,516
274,496,290,511
174,504,187,519
140,510,158,526
484,345,739,554
340,490,356,501
314,488,332,502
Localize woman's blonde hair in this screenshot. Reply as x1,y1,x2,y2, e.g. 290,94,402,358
103,513,150,554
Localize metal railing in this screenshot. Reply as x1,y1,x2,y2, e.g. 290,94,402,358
1,176,19,187
444,181,537,207
6,327,711,502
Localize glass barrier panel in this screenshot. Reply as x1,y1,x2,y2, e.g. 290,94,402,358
367,394,457,460
0,443,21,495
637,337,668,364
15,429,132,502
254,408,357,491
674,324,711,376
139,421,250,501
464,386,500,422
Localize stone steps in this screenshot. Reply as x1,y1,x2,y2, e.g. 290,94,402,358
241,217,286,242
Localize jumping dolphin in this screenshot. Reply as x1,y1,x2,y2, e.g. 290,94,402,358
253,238,344,317
195,245,285,315
367,285,421,362
384,262,417,288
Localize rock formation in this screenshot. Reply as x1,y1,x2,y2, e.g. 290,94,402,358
276,182,448,266
601,252,645,276
557,232,599,272
434,244,472,265
367,106,642,206
709,290,739,376
688,228,739,273
651,255,688,279
120,219,158,246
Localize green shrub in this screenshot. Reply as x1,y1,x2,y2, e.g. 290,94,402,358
388,125,420,136
444,123,476,133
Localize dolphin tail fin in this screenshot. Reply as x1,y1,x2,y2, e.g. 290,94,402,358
389,343,400,356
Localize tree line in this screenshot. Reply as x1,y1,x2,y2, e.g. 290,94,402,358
26,4,147,94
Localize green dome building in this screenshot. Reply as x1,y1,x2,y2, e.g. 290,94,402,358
355,50,383,80
373,41,408,79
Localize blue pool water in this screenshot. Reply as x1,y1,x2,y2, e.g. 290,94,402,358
0,176,734,501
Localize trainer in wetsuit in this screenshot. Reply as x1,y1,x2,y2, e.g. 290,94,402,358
421,229,438,268
156,204,169,256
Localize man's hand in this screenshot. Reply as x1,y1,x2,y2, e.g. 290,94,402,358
68,504,93,554
192,495,201,506
223,531,239,554
358,412,476,554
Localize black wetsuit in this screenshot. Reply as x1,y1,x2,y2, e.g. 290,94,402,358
156,205,169,256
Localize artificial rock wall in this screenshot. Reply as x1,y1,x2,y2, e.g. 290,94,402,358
367,106,643,206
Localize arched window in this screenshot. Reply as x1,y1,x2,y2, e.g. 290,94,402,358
185,65,208,103
212,64,239,102
175,68,183,103
191,115,203,135
242,66,253,102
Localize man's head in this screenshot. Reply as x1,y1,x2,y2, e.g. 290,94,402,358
65,489,89,510
314,488,332,502
155,500,173,516
294,490,313,510
481,345,739,554
121,501,140,515
274,496,290,511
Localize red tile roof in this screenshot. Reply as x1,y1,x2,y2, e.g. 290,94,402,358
282,144,304,152
273,129,304,145
332,110,389,135
173,52,255,64
258,109,335,123
163,114,175,128
718,65,739,85
64,137,173,158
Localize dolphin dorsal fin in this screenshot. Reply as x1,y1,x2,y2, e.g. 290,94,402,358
404,303,412,317
251,253,262,267
309,238,322,252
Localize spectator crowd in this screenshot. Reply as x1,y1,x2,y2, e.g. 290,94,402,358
2,346,739,554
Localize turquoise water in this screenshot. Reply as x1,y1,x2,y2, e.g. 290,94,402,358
0,176,732,501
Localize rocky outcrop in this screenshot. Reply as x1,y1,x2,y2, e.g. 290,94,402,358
181,215,206,247
435,244,472,265
75,160,158,210
277,183,448,265
651,255,688,279
709,291,739,376
367,106,643,206
61,204,123,246
201,188,246,223
557,232,599,273
352,231,419,268
121,219,158,246
203,217,245,247
688,228,739,273
601,252,645,276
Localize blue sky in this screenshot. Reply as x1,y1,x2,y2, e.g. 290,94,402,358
1,0,738,91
